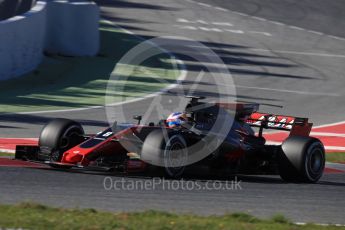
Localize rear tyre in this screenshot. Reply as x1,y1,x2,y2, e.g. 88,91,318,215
39,118,84,163
141,130,188,178
278,136,325,183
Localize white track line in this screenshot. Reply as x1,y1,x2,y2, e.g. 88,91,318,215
307,30,324,36
0,149,15,153
327,35,345,41
251,16,267,21
269,21,285,26
314,120,345,128
266,141,345,151
325,146,345,151
212,22,233,27
288,25,305,31
296,222,345,227
248,31,272,36
197,2,211,7
310,132,345,137
214,6,228,12
249,48,345,58
232,11,248,17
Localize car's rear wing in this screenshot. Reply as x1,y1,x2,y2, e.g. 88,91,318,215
245,112,313,137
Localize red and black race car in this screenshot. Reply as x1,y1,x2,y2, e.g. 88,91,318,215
15,96,325,183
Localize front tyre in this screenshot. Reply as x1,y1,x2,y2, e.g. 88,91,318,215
39,118,84,162
278,136,325,183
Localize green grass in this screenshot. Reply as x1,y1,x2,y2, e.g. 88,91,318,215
0,152,13,157
0,21,180,113
326,152,345,163
0,203,343,230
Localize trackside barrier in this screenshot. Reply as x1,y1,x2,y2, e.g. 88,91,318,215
0,1,46,80
0,0,99,80
45,0,99,56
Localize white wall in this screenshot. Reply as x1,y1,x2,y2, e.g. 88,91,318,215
0,0,100,80
0,1,46,80
45,1,99,56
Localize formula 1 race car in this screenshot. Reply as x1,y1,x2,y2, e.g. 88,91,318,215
15,96,325,183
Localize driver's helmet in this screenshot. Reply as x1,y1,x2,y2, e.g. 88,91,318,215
166,112,187,128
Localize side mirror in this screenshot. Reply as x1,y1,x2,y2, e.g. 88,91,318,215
133,115,142,125
186,95,206,105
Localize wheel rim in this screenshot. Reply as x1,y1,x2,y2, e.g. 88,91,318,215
53,125,83,162
305,143,325,180
164,136,187,177
59,126,83,149
308,148,323,174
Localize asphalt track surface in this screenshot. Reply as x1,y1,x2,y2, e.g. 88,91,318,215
1,0,345,224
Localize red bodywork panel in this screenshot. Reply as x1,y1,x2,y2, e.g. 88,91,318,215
60,125,169,169
61,126,140,166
